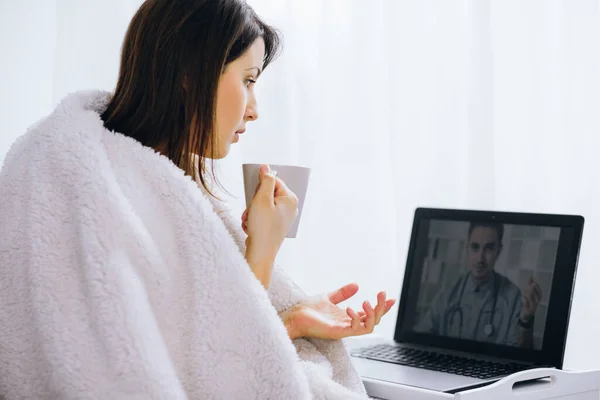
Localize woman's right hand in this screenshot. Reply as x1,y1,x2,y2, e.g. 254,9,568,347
243,165,299,287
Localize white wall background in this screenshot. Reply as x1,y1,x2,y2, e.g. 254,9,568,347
2,0,600,371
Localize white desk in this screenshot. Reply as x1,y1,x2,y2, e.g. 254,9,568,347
345,337,600,400
362,368,600,400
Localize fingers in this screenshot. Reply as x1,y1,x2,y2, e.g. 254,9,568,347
241,209,248,234
274,178,297,201
253,164,297,204
328,283,359,305
525,281,542,307
363,301,375,332
373,292,387,325
356,297,396,320
523,295,530,310
385,298,396,312
532,282,542,301
254,165,298,217
528,278,542,298
255,165,278,202
342,291,397,337
346,307,361,330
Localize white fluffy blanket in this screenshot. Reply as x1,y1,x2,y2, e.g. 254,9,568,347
0,91,369,399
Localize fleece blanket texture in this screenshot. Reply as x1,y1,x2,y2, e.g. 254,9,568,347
0,91,369,399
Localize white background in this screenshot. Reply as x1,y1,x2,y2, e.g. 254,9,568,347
2,0,600,370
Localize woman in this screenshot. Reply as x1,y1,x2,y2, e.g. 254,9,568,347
0,0,394,398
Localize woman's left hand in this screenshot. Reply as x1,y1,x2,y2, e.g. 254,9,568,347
279,283,396,340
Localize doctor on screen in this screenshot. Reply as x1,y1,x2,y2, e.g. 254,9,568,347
415,222,542,349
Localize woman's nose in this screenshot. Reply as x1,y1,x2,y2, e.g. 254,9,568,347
245,106,258,122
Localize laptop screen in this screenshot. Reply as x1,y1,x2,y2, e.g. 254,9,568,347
410,219,556,350
395,209,583,367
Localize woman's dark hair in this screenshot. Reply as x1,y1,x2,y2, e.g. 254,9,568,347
101,0,281,194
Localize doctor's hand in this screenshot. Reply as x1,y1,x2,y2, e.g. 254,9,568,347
278,283,396,340
521,276,542,321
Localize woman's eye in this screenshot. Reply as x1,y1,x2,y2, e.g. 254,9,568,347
245,78,257,87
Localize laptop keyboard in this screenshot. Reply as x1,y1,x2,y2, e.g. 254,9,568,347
350,344,529,379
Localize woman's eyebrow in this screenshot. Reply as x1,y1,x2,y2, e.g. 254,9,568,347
245,66,262,77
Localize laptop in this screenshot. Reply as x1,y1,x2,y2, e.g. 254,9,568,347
348,207,584,393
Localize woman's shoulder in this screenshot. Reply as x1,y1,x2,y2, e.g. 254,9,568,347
2,90,110,171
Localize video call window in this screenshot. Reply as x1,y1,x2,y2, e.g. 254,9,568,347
411,219,559,350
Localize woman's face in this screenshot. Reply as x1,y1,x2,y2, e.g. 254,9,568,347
213,38,265,159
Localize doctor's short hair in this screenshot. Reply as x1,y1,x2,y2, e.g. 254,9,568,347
467,222,504,245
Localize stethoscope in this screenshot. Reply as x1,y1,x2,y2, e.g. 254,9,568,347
446,272,500,338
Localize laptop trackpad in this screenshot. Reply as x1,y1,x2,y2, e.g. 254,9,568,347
352,356,486,393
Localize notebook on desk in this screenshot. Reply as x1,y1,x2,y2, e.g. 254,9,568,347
349,207,584,393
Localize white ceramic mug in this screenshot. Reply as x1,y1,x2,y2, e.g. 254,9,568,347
242,163,311,238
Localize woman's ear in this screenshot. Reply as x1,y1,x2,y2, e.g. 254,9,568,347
182,75,188,90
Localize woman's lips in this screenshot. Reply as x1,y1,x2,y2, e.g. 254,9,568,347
233,129,245,143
